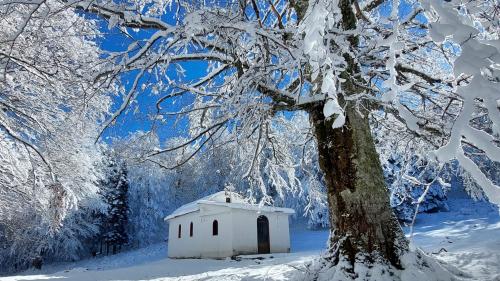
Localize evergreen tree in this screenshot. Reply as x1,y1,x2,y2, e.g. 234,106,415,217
100,154,129,255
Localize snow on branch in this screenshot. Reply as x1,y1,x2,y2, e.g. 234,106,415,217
422,0,500,203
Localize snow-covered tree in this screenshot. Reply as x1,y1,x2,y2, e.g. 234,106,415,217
4,0,499,278
100,153,129,255
0,0,111,272
381,150,450,223
0,0,111,218
65,0,500,278
112,132,209,247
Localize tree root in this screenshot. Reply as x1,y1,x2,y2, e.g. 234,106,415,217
298,248,471,281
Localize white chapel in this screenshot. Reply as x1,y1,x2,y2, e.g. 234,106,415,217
164,191,295,258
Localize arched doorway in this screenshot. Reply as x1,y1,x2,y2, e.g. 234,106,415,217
257,215,270,254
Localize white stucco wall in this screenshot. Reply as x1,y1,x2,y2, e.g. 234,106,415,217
231,209,291,255
167,211,200,258
167,205,234,258
268,212,291,253
230,209,258,255
167,204,291,258
197,204,234,258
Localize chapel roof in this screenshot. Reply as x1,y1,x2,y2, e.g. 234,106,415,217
164,191,295,221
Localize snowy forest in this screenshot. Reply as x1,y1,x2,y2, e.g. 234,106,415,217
0,0,499,280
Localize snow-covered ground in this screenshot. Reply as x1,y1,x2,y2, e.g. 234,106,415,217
3,198,500,281
406,199,500,281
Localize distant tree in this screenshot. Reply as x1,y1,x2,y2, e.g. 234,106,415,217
100,153,129,255
383,152,449,223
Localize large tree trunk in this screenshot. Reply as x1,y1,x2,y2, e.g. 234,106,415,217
290,0,410,273
308,102,408,270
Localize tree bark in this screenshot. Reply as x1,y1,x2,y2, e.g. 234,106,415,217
290,0,409,270
308,101,408,269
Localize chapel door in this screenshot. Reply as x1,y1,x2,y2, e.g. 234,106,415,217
257,215,270,254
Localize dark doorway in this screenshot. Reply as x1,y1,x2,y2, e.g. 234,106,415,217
257,215,270,254
212,220,218,236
